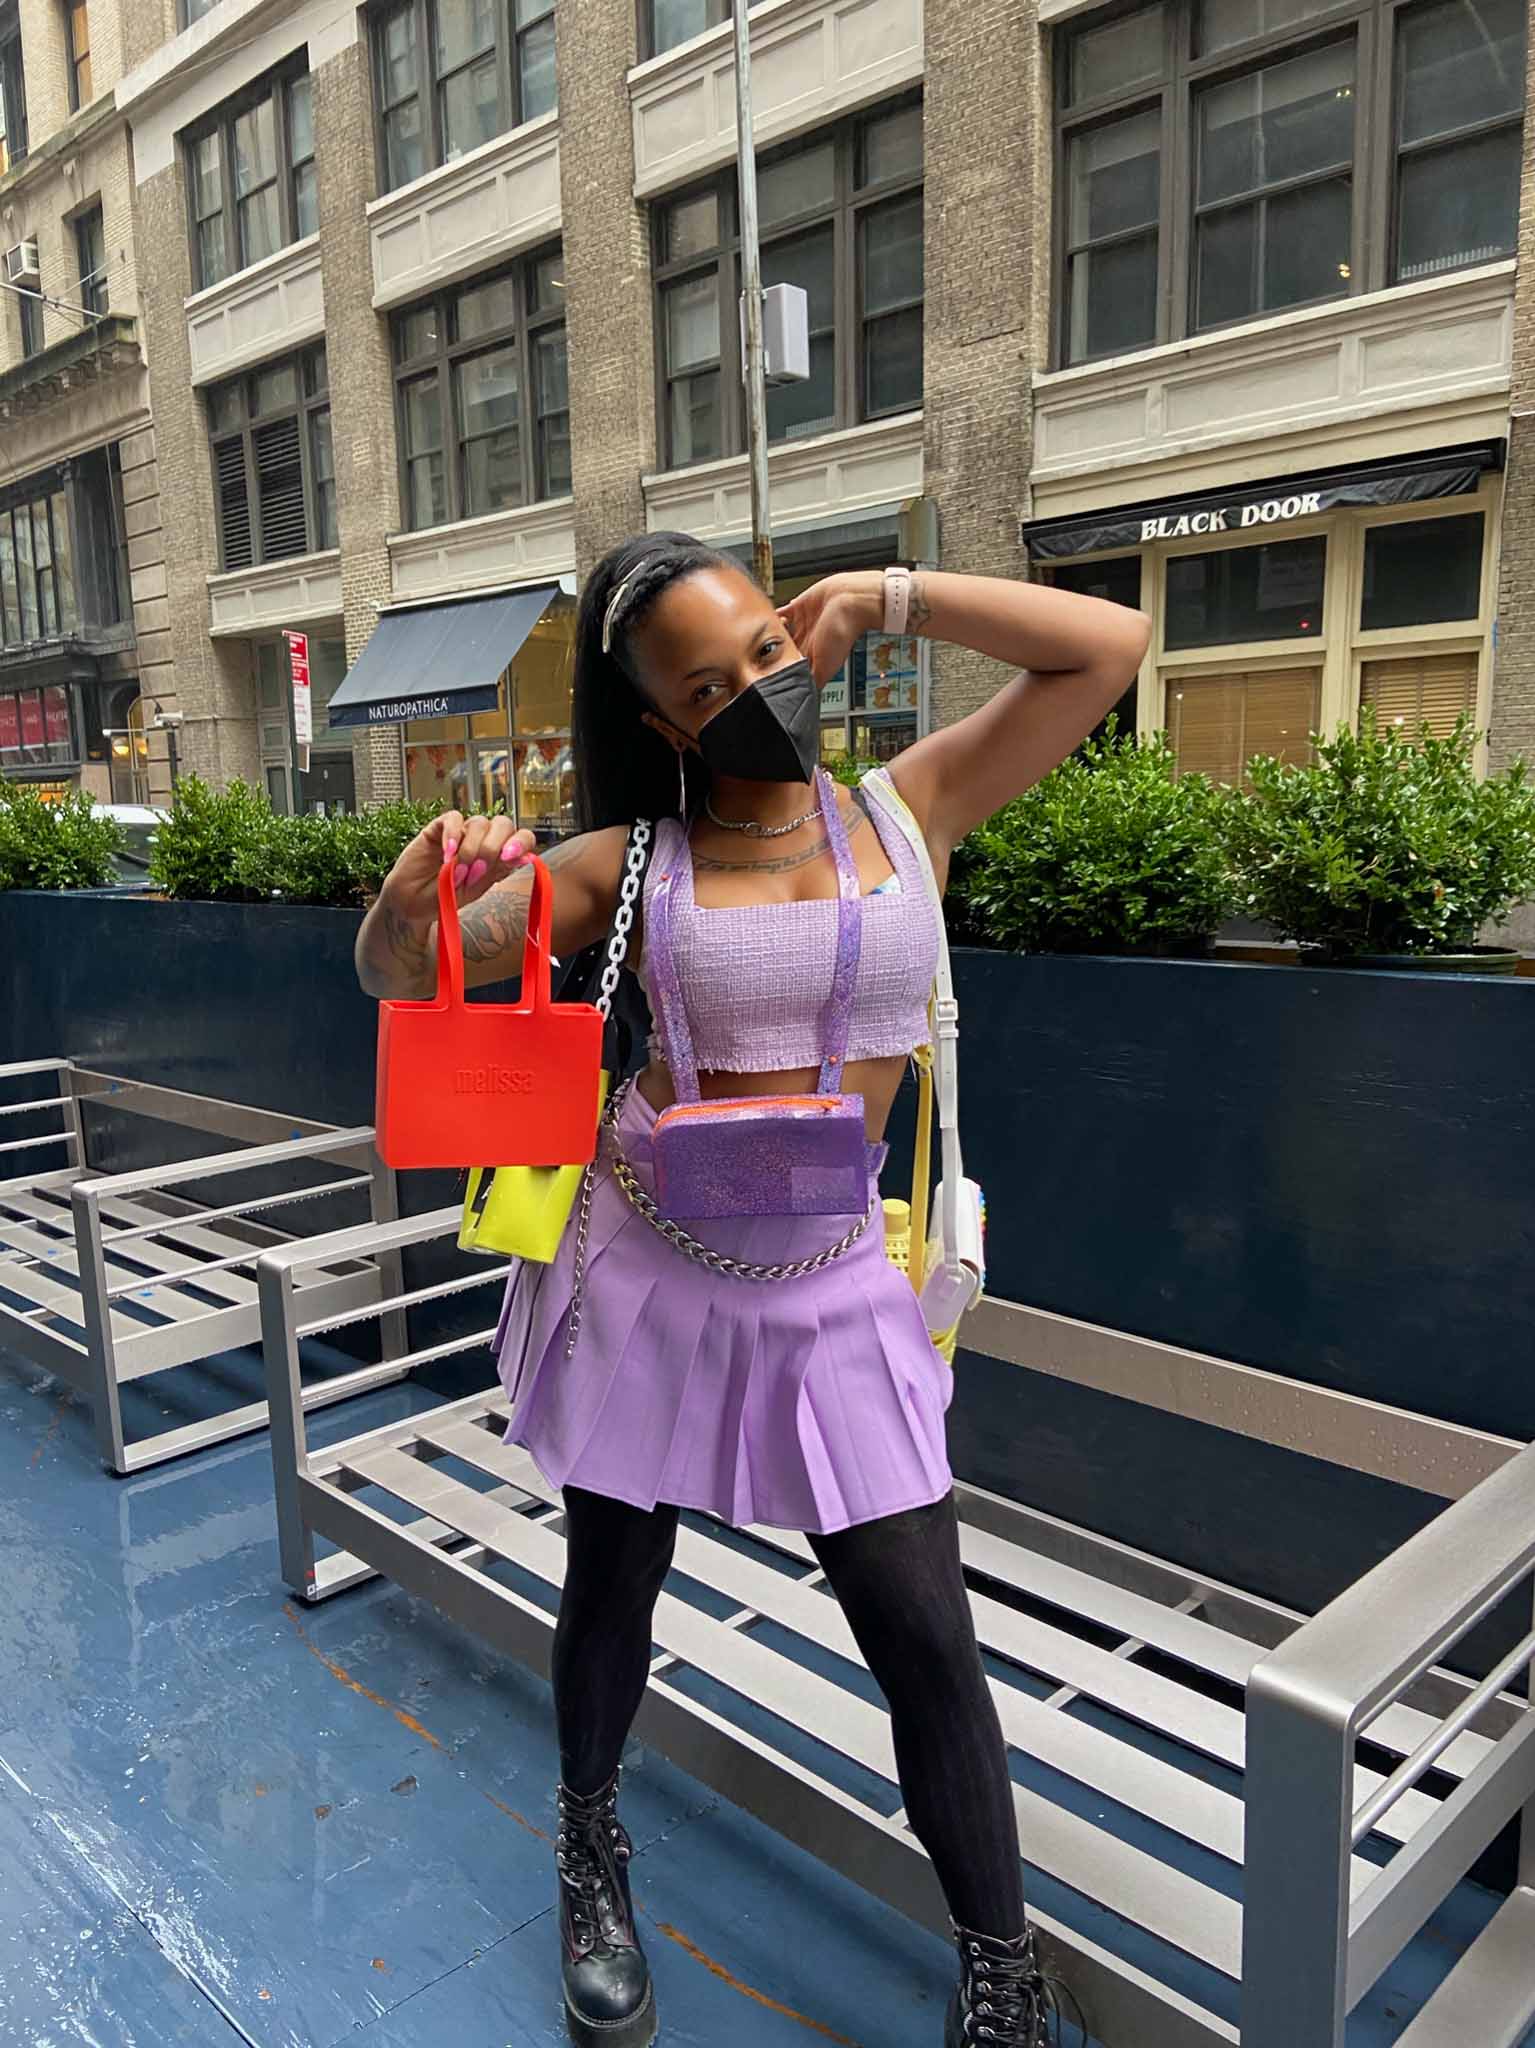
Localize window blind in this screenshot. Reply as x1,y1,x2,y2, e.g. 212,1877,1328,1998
214,437,253,571
253,416,306,561
1359,652,1478,739
1167,666,1320,785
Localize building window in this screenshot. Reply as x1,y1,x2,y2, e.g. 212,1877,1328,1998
0,492,78,646
1395,0,1526,281
392,248,569,530
207,346,334,571
65,0,90,109
0,1,26,172
371,0,559,198
76,206,108,317
182,0,220,22
18,290,43,357
1360,512,1483,630
1165,535,1327,649
0,686,77,769
645,0,731,60
185,63,316,292
1054,0,1527,364
654,99,924,470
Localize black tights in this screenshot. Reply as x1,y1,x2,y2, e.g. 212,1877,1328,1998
552,1486,1026,1938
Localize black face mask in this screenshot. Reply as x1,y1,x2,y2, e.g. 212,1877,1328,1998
694,660,820,784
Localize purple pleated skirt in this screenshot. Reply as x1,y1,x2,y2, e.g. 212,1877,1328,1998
495,1084,953,1534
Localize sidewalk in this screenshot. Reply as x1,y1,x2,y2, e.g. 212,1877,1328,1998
0,1347,990,2048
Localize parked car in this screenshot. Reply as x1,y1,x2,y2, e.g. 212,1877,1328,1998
97,804,167,885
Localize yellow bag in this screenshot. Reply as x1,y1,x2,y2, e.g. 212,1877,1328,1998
882,1048,961,1365
457,819,653,1263
459,1071,610,1261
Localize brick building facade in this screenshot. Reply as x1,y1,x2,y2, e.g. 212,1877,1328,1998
4,0,1529,880
0,0,172,802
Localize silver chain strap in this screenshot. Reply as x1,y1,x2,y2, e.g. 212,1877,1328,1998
564,828,649,1357
594,820,651,1023
565,1079,873,1359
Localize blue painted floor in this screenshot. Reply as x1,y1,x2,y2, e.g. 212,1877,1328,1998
1,1338,1530,2048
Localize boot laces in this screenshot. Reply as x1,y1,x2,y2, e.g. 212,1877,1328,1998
557,1784,631,1953
963,1931,1085,2046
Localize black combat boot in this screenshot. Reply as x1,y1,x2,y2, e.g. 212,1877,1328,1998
555,1770,657,2047
945,1922,1065,2046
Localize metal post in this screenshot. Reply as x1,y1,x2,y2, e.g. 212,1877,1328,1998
733,1,773,594
259,1251,318,1598
70,1183,127,1474
368,1149,409,1367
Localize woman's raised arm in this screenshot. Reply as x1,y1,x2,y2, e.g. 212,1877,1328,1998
780,569,1150,855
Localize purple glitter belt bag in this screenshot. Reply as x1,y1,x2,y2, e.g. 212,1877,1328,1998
645,768,869,1223
651,1092,869,1221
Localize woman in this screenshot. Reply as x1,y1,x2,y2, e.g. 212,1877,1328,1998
358,536,1148,2048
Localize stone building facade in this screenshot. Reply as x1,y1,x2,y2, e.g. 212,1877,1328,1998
32,0,1523,866
0,0,172,802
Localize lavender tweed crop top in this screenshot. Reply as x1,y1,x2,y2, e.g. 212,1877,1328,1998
640,777,941,1076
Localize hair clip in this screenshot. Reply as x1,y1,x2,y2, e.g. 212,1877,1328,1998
602,571,639,655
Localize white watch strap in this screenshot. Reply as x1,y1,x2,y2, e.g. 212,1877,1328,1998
883,566,912,638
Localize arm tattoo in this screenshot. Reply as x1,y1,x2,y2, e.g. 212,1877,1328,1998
458,838,587,964
459,882,532,964
908,574,932,636
379,898,430,974
694,807,867,875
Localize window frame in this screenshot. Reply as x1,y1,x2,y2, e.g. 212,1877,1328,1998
651,95,925,472
390,245,570,532
639,0,732,64
1052,0,1525,367
183,59,316,295
206,345,334,573
0,1,27,171
75,203,108,318
369,0,560,200
18,289,43,358
64,0,91,112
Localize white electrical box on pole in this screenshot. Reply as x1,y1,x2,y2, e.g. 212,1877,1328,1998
732,3,775,595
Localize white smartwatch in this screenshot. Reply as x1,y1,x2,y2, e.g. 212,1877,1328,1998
883,565,912,638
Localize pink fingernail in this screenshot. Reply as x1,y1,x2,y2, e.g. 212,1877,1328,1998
453,863,469,888
443,837,459,861
499,844,523,864
467,859,488,886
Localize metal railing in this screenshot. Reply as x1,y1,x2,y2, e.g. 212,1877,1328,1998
0,1059,406,1473
1243,1438,1535,2048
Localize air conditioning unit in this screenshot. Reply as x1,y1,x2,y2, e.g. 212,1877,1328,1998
4,240,40,288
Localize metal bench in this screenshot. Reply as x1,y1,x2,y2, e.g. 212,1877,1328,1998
258,1208,1535,2047
0,1058,407,1473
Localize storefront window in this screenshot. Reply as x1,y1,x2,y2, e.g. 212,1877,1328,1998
1360,514,1483,631
0,685,77,769
779,573,922,767
403,594,577,835
1359,651,1478,738
1165,535,1326,649
1168,666,1320,785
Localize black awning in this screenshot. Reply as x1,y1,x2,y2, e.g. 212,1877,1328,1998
1020,441,1505,563
327,583,558,729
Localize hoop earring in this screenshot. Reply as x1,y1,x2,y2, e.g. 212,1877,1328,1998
677,748,688,819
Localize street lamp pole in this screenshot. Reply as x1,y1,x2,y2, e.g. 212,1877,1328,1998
733,1,774,595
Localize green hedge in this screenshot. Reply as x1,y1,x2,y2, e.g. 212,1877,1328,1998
146,778,443,907
0,783,124,891
7,721,1534,958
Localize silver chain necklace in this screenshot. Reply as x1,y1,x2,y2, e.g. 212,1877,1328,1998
704,796,819,839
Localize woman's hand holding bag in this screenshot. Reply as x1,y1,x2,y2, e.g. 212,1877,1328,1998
375,854,604,1172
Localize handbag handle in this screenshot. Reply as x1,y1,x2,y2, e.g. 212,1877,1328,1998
860,769,966,1277
435,852,556,1013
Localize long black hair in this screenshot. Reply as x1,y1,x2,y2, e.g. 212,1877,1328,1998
572,531,747,833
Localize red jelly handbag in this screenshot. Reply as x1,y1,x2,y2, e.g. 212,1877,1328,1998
374,855,604,1171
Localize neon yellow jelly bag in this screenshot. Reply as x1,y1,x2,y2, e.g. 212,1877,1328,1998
456,819,653,1264
459,1070,611,1261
